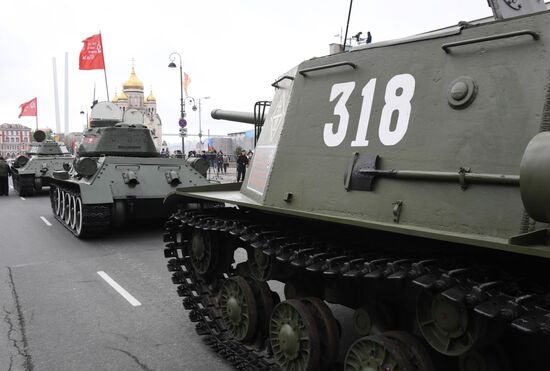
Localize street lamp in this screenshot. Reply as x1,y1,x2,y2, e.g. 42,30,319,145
198,96,210,151
168,52,185,156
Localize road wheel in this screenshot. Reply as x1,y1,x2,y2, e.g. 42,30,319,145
270,299,320,371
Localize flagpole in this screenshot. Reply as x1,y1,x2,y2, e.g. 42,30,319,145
100,32,110,101
103,69,109,101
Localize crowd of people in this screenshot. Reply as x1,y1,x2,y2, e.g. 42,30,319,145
185,148,254,182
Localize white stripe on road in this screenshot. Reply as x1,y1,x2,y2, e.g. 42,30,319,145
20,197,25,201
40,216,52,226
97,271,142,307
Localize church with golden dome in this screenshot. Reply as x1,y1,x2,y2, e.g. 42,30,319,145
111,66,163,148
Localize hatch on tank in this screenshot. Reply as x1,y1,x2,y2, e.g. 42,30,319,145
90,102,123,127
122,108,145,126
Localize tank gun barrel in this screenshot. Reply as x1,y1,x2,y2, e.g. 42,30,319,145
211,109,262,125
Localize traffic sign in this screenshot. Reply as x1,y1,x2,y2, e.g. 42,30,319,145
179,127,188,137
178,118,187,128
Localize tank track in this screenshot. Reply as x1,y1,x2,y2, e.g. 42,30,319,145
12,173,35,196
50,184,112,238
163,207,550,370
163,208,279,371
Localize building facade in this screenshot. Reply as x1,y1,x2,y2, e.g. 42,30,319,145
0,123,32,159
111,66,163,148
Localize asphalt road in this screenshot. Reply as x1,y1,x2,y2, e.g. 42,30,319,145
0,181,233,371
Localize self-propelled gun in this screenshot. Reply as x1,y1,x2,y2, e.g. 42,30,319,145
163,1,550,370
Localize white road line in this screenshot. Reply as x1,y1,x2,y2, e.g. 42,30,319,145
97,271,142,307
20,197,25,201
40,216,52,226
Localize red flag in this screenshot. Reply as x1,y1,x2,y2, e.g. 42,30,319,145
79,33,105,70
18,97,37,118
183,72,191,97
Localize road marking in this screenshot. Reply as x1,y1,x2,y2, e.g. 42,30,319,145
20,197,25,201
97,271,142,307
40,216,52,226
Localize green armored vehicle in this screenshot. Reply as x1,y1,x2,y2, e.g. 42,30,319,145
162,1,550,370
11,130,73,196
50,101,210,238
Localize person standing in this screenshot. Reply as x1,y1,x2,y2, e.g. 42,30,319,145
223,153,230,174
236,150,249,182
0,157,12,196
216,152,224,174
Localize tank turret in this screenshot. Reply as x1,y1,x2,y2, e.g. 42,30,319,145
78,102,158,157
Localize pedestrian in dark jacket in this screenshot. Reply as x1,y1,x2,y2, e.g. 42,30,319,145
216,152,224,174
0,157,12,196
236,150,249,182
222,154,229,174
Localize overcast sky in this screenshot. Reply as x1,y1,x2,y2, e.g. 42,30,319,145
0,0,492,144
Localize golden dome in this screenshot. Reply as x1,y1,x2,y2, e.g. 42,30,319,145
123,67,144,90
111,92,119,103
146,89,156,102
118,91,128,101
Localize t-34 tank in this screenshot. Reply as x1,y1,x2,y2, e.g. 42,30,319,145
162,2,550,370
10,130,74,196
50,101,210,238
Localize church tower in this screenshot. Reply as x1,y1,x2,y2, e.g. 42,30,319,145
112,66,163,148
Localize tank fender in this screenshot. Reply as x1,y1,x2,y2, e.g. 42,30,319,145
520,132,550,223
79,183,114,204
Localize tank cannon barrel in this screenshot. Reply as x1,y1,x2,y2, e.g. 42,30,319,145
211,109,260,125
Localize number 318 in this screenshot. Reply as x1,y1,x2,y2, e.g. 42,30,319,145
324,73,415,147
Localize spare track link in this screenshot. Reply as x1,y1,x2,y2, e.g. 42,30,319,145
163,208,550,371
13,173,34,196
50,184,112,238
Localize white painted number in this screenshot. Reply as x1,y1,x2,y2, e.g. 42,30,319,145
324,82,355,147
324,73,415,147
351,78,377,147
379,74,415,145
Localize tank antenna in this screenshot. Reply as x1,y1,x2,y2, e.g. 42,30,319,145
343,0,353,50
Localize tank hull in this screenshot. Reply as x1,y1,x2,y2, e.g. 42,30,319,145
11,155,74,196
50,156,210,238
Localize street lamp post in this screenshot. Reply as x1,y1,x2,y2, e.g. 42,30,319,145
184,97,197,154
198,96,210,151
168,52,185,156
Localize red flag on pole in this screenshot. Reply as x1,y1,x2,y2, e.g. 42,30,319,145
79,33,105,70
18,97,37,118
183,72,191,97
